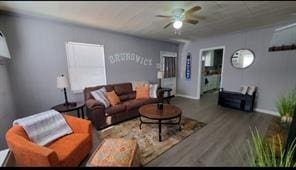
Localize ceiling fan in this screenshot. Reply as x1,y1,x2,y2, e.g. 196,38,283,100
156,6,201,30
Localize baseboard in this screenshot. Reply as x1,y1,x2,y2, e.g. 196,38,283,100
175,94,200,100
254,108,280,117
175,94,279,116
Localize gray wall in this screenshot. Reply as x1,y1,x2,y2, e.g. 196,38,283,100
177,25,296,113
0,64,17,149
0,14,178,125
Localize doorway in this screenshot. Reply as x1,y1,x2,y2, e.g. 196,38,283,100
160,51,177,97
197,46,225,98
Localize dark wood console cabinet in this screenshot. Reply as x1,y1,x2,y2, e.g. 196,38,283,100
218,88,256,112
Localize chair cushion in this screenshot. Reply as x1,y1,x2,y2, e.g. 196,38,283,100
135,86,149,99
47,133,91,166
105,90,121,106
122,99,144,111
105,104,126,116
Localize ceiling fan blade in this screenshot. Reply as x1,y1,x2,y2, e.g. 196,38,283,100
163,22,173,29
155,15,172,18
184,19,199,24
185,6,201,16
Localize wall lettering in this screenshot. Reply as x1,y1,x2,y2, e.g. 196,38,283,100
109,52,153,66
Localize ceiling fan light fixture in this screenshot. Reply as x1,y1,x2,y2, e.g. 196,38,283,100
173,20,183,29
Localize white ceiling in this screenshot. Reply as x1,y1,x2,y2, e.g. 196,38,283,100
0,1,296,43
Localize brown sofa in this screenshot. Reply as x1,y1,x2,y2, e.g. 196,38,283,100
84,82,160,130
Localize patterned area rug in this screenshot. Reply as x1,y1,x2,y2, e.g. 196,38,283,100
97,116,206,165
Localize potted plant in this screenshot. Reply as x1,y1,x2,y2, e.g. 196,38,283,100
276,89,296,126
247,129,296,167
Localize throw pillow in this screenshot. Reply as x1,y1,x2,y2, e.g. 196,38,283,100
136,85,150,99
149,84,158,98
105,90,121,106
247,86,256,95
240,85,249,95
90,87,110,108
131,80,149,91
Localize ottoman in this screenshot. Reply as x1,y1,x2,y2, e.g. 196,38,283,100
86,138,141,167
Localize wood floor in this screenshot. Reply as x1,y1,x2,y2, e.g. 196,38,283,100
83,92,275,167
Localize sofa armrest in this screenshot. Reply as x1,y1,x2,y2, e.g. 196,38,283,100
85,99,105,110
64,115,92,134
6,131,59,166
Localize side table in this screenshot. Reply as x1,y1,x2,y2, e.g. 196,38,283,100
51,101,85,119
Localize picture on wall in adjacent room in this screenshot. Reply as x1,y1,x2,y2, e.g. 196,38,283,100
185,52,191,80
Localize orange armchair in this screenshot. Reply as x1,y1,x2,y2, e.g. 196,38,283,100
5,115,92,167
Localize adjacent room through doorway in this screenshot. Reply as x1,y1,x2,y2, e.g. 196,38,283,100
199,47,224,98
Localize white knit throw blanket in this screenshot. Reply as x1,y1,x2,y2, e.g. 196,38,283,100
13,110,73,146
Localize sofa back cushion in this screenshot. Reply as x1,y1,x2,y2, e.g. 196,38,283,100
113,83,133,95
118,94,130,101
84,83,134,103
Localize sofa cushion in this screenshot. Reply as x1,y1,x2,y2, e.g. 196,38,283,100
114,83,133,95
122,99,144,111
118,93,130,102
128,91,136,100
105,104,126,116
47,133,91,166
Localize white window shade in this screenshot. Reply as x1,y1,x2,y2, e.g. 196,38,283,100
65,42,106,93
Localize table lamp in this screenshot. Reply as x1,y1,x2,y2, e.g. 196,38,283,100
57,74,76,106
157,71,164,110
157,71,163,88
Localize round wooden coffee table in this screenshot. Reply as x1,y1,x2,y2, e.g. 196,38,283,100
138,104,182,142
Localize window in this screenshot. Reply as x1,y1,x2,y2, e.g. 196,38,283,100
163,56,176,78
65,42,106,93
